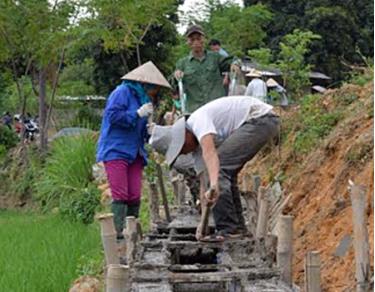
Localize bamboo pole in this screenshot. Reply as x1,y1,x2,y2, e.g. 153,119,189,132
106,264,130,292
349,181,370,292
276,215,293,287
304,251,321,292
256,188,269,239
156,163,171,222
125,216,139,266
97,213,120,265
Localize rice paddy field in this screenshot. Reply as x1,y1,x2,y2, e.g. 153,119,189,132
0,210,103,292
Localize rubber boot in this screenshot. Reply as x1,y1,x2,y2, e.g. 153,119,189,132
111,200,126,240
126,202,140,218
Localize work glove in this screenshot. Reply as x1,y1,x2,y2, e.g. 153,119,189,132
137,103,153,118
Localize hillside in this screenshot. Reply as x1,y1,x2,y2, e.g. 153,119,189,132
241,76,373,291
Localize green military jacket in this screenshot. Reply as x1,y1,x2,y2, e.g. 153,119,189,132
176,50,233,112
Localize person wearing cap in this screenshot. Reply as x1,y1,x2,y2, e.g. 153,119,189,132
96,61,171,241
245,69,268,103
174,24,240,112
208,39,229,57
150,95,279,241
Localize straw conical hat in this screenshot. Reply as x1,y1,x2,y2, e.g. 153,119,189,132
245,69,262,77
121,61,171,88
266,78,279,87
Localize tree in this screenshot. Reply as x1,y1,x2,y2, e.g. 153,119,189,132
0,0,78,152
277,29,321,97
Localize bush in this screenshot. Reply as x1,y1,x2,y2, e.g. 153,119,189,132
293,94,342,154
0,125,18,149
35,134,100,224
72,106,102,131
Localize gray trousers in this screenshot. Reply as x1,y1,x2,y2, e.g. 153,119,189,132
213,113,280,234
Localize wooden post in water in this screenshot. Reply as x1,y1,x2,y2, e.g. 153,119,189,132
349,181,370,292
256,187,269,239
106,264,130,292
148,181,160,227
276,215,293,287
304,251,321,292
97,213,120,265
125,216,139,265
156,163,171,222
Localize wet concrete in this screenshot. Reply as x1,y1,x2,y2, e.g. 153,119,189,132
130,205,295,292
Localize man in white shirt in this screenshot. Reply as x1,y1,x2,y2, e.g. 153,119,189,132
150,96,279,241
245,70,268,102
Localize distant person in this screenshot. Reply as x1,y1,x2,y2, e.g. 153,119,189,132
96,61,171,241
2,112,12,129
174,25,240,113
245,70,268,103
208,39,229,57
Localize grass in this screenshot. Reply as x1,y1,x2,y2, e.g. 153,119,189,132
0,210,103,292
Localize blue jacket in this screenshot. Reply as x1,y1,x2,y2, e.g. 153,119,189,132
96,84,149,164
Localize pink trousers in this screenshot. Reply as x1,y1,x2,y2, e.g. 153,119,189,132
104,157,143,204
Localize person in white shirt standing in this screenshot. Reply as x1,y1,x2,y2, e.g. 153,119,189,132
149,96,279,241
245,69,268,103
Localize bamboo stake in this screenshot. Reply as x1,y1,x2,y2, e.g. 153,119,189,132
106,264,130,292
156,163,171,222
125,216,139,265
304,251,321,292
349,181,370,292
276,215,293,287
148,181,160,226
256,188,269,239
97,213,120,265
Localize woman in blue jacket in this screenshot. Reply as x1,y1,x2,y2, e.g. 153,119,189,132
97,61,171,240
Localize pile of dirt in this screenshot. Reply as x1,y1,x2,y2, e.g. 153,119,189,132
241,79,373,291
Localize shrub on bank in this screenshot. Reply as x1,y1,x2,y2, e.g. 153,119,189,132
35,134,100,224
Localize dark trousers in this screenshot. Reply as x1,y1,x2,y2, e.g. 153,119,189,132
212,114,280,234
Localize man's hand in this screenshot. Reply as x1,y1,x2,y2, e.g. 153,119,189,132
146,122,155,135
137,103,153,118
174,70,184,80
205,185,219,206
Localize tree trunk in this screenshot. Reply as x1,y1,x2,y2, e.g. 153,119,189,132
38,68,48,153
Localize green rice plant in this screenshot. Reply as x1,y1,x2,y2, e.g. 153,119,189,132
0,210,102,292
35,134,100,224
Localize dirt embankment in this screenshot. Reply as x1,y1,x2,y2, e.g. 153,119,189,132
241,80,373,291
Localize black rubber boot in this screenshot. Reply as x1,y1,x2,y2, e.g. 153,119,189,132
126,202,140,218
111,200,127,240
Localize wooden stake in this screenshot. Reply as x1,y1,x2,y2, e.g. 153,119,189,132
256,188,269,239
97,213,120,265
304,251,321,292
106,264,130,292
276,215,293,287
125,216,139,265
349,182,370,292
156,163,171,222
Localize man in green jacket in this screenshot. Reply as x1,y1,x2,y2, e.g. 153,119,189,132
174,25,239,112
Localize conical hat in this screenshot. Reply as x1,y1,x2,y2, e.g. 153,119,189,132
121,61,171,88
245,69,262,77
266,78,279,87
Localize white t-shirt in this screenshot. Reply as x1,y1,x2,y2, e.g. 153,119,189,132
186,95,273,174
245,78,268,101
